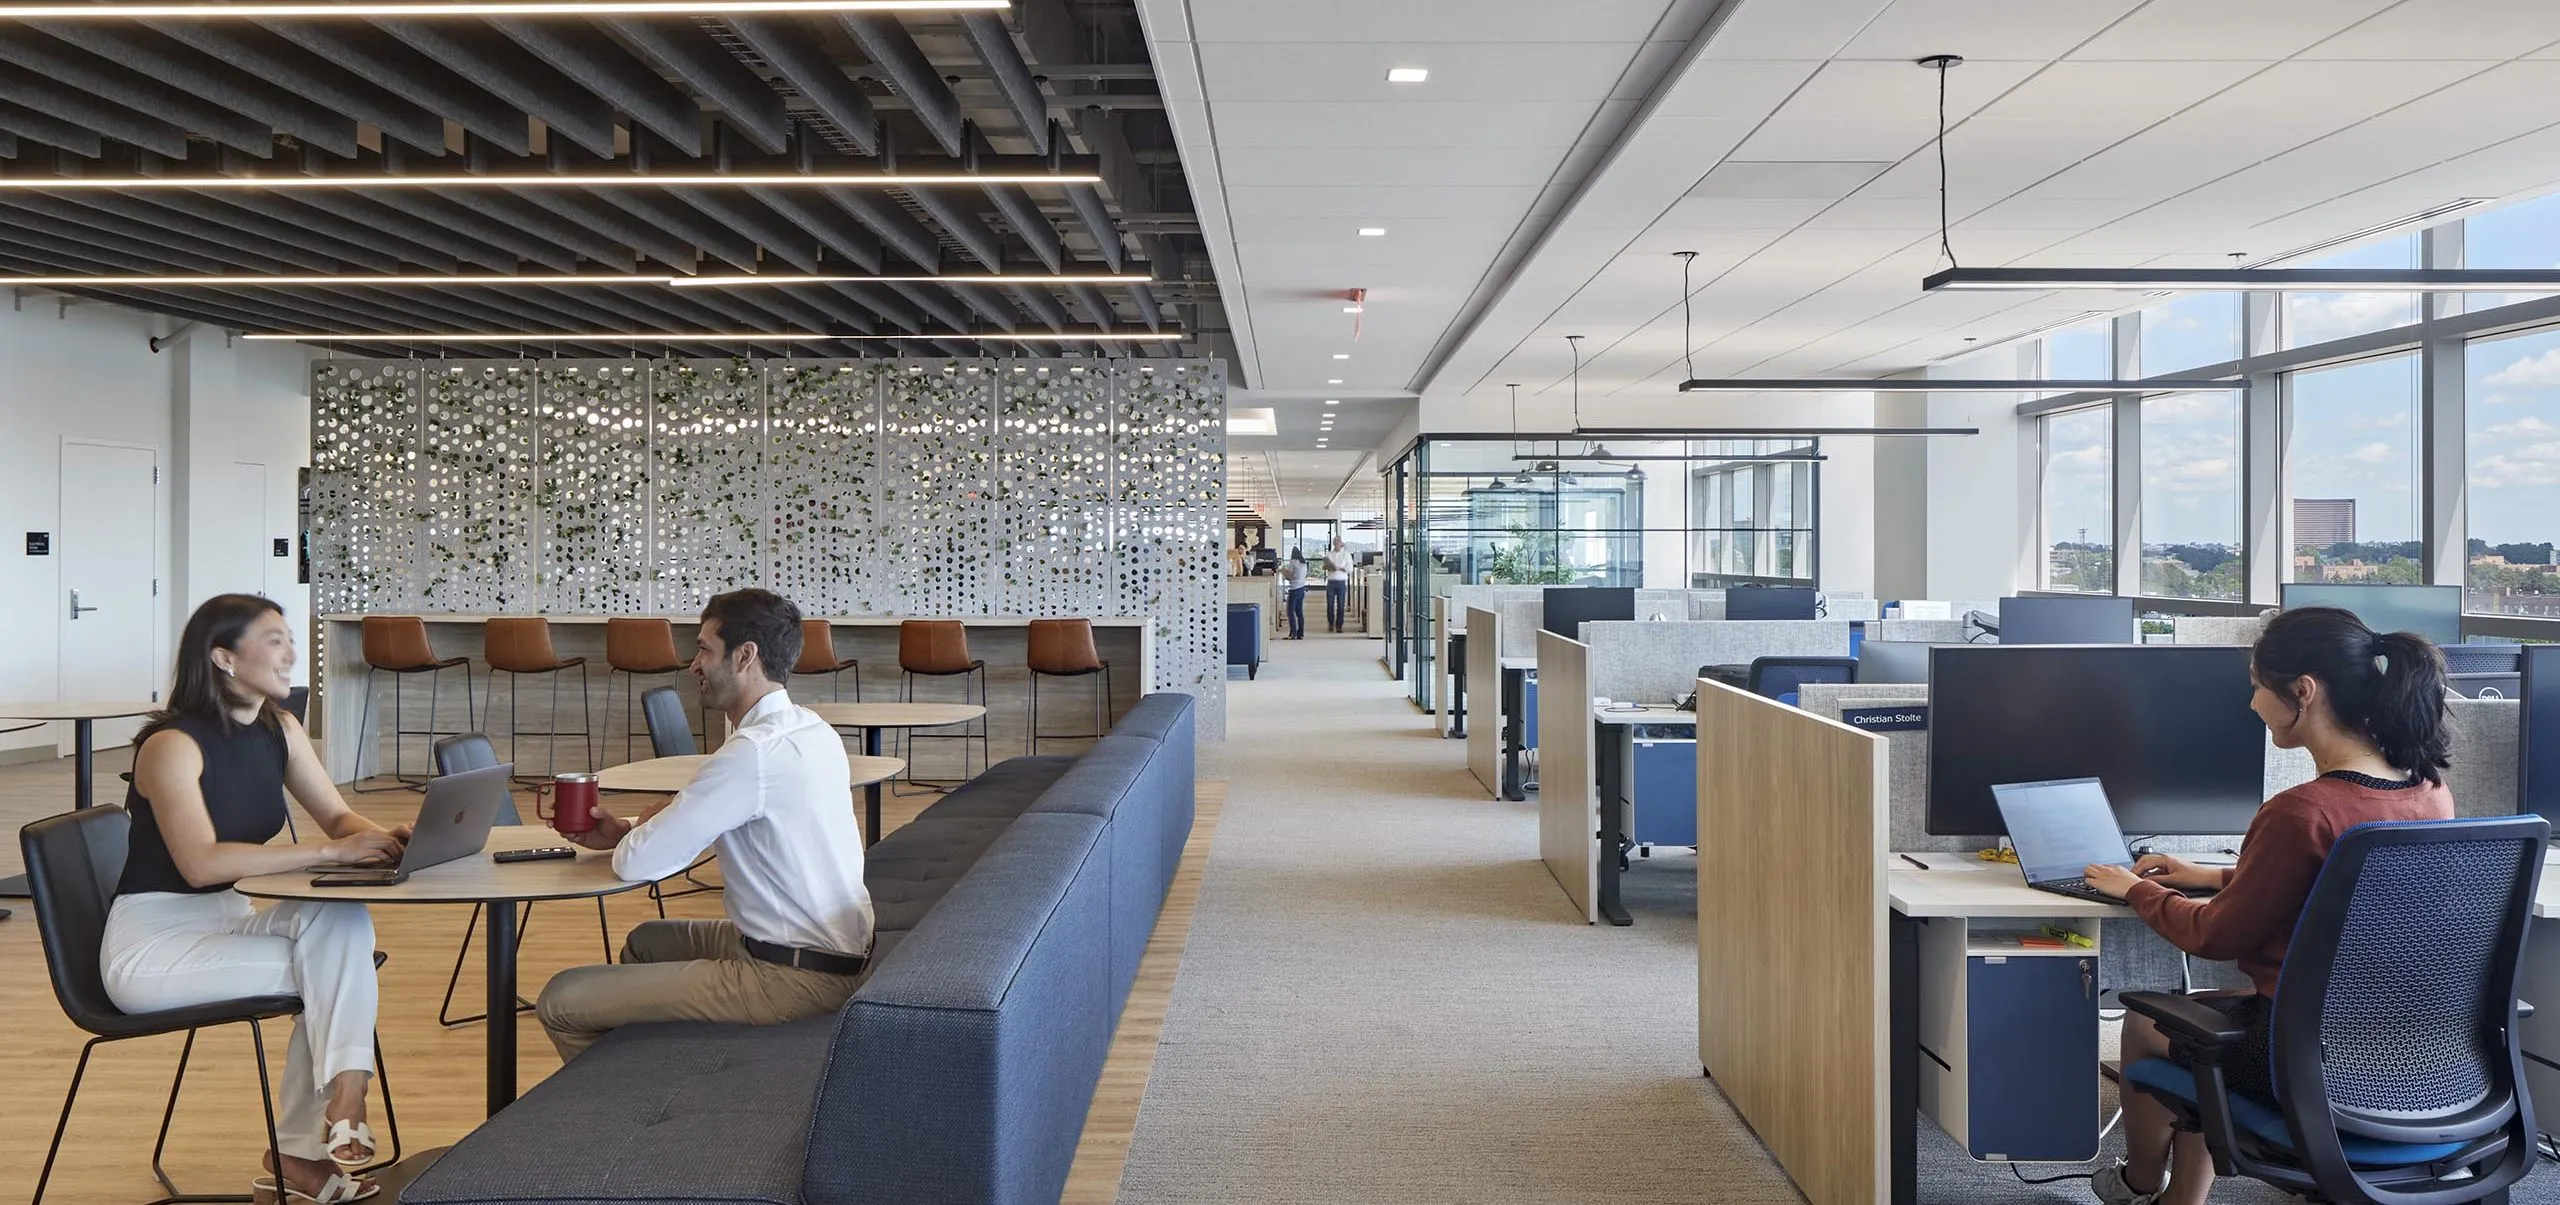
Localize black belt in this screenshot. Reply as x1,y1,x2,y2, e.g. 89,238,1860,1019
741,935,869,977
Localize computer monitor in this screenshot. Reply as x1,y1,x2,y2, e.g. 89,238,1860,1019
2440,643,2522,676
1543,586,1635,639
1927,645,2266,836
1996,596,2136,645
1855,640,1944,685
1726,585,1817,621
2279,583,2461,646
2522,646,2560,825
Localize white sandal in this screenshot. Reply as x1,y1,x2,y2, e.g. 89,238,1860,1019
325,1118,378,1172
253,1168,380,1204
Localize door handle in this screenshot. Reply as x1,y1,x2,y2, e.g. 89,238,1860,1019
68,589,99,620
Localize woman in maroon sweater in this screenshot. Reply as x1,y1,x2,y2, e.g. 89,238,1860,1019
2078,606,2455,1205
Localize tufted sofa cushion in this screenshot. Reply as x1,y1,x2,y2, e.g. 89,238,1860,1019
909,755,1076,822
402,1017,835,1205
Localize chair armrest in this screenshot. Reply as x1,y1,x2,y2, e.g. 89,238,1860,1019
2519,998,2537,1020
2121,991,2250,1047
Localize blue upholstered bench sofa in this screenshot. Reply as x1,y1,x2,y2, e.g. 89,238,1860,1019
401,693,1199,1205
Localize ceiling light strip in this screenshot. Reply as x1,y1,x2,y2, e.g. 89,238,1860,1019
0,0,1004,16
1677,377,2240,394
1570,426,1980,438
1,272,1154,287
242,330,1183,343
0,173,1098,190
1925,267,2560,293
678,273,1151,287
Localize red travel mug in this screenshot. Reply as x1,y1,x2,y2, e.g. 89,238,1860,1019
540,772,600,834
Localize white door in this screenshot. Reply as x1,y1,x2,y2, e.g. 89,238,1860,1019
60,441,161,749
210,460,270,599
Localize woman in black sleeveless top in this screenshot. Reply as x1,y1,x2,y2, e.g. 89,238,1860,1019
100,595,410,1204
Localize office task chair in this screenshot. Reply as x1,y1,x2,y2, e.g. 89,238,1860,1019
1745,656,1859,707
23,806,401,1205
638,686,719,915
2120,815,2546,1205
1026,618,1112,755
1963,610,2001,642
355,614,476,791
432,734,614,1028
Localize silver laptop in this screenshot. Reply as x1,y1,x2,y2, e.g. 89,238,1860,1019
356,762,511,884
1990,777,2135,904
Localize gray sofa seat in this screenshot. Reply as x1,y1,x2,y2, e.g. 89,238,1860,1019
406,1018,836,1205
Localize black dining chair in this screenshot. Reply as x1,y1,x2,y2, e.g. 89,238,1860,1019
22,806,400,1205
432,733,615,1027
638,687,718,916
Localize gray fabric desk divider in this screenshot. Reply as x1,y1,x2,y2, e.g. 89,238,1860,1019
1442,585,1547,629
2173,615,2271,645
1582,620,1852,705
2448,697,2522,816
1499,597,1544,659
1688,594,1726,620
1871,618,1976,645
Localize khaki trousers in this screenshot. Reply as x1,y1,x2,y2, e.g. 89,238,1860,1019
537,919,863,1062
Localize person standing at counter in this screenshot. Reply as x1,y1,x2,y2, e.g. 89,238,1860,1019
536,588,873,1061
1280,549,1309,639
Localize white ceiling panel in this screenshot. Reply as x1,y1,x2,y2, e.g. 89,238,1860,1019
1207,101,1600,149
1697,0,1893,60
1689,160,1894,198
1223,184,1549,219
1193,41,1647,102
1967,59,2265,124
2301,0,2560,60
1728,58,2045,161
1838,0,2148,60
2068,0,2403,61
1219,145,1568,188
1190,0,1681,44
1647,58,1826,120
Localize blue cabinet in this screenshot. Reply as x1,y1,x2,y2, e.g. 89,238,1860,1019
1916,919,2103,1164
1630,739,1696,847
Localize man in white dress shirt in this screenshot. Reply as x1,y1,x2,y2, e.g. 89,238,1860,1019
536,588,875,1061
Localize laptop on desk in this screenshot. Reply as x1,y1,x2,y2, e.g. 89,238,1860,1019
1992,777,2144,905
313,762,510,886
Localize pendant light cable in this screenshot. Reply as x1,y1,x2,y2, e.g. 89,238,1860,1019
1675,250,1698,382
1566,334,1585,432
1920,54,1964,270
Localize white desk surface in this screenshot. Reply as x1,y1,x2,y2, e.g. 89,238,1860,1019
1596,705,1696,726
1888,854,2131,918
2536,847,2560,919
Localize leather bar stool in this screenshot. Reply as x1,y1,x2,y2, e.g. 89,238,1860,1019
1026,618,1113,755
604,618,689,765
793,618,862,701
356,615,474,791
897,619,990,789
483,617,594,781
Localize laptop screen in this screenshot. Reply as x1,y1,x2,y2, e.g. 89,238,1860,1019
1993,778,2132,883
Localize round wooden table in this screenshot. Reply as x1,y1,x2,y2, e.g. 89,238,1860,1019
234,826,649,1117
598,751,906,843
0,700,157,898
805,702,986,847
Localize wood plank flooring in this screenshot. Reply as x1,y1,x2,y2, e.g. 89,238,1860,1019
0,744,1219,1204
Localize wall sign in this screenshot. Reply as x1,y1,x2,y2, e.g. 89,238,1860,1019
273,538,291,558
1841,704,1929,732
25,532,49,555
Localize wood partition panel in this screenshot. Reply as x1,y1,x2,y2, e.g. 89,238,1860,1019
1466,606,1501,797
1696,679,1888,1205
1536,630,1596,922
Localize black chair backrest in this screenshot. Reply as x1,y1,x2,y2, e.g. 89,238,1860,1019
2274,815,2546,1145
1745,656,1861,701
283,686,310,724
643,687,697,759
435,733,521,825
21,806,132,1029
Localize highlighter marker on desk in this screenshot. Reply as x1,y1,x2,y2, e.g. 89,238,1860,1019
2040,924,2094,949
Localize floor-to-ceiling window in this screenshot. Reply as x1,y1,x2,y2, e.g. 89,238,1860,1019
2284,236,2422,348
2465,328,2560,617
2038,406,2115,592
2139,391,2245,599
2288,354,2422,584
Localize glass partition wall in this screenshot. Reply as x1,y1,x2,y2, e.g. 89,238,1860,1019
1385,435,1820,708
2011,195,2560,642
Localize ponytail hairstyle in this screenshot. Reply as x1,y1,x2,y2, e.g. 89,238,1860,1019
2251,605,2452,784
140,593,286,744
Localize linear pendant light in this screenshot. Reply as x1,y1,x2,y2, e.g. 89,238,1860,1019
0,0,1002,16
0,272,1153,288
677,273,1151,287
243,329,1183,343
1677,377,2240,394
1924,266,2560,293
0,172,1096,191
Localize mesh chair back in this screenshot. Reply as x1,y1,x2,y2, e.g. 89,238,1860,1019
642,687,697,758
435,733,520,824
1746,656,1860,702
2273,815,2545,1144
20,807,131,1029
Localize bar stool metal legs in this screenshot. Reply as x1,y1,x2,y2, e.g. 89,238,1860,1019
353,661,475,792
1028,663,1113,755
897,667,991,792
489,664,595,782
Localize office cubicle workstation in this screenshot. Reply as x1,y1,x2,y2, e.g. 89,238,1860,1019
1993,595,2137,645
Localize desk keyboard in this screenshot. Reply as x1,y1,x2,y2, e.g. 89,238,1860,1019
2029,878,2120,904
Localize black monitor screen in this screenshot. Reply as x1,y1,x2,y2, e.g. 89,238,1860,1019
1727,586,1817,621
1997,596,2136,645
2524,646,2560,825
1856,640,1942,685
1543,587,1635,639
2279,583,2461,646
1927,645,2266,836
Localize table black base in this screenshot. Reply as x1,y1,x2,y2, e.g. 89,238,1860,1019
1593,719,1632,926
1499,666,1527,802
484,899,519,1117
863,728,884,847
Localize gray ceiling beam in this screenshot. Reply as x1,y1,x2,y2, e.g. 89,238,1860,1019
0,131,15,159
936,283,1016,332
981,184,1062,272
270,193,519,272
0,36,277,157
205,192,460,273
1127,282,1162,329
827,190,942,270
838,15,963,155
259,23,531,154
606,19,789,154
670,192,823,272
119,193,404,273
1067,283,1116,327
955,12,1049,155
0,195,304,273
1063,184,1122,271
886,280,975,332
727,18,881,156
527,280,774,343
746,187,883,274
491,19,703,156
355,191,579,272
505,188,698,272
24,26,357,157
373,21,620,157
826,283,921,332
0,228,190,276
903,189,1002,269
430,187,637,268
581,188,759,270
1007,283,1069,332
143,25,449,152
0,98,102,158
778,284,877,333
0,63,190,158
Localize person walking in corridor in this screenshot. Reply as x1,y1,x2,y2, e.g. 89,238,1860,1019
1323,542,1353,633
1281,549,1309,639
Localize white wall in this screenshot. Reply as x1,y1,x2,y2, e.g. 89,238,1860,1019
0,299,308,759
174,337,314,682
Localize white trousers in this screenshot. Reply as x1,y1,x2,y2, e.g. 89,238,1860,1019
101,891,380,1161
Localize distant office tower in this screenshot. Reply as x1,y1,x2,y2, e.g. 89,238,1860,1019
2294,498,2357,550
